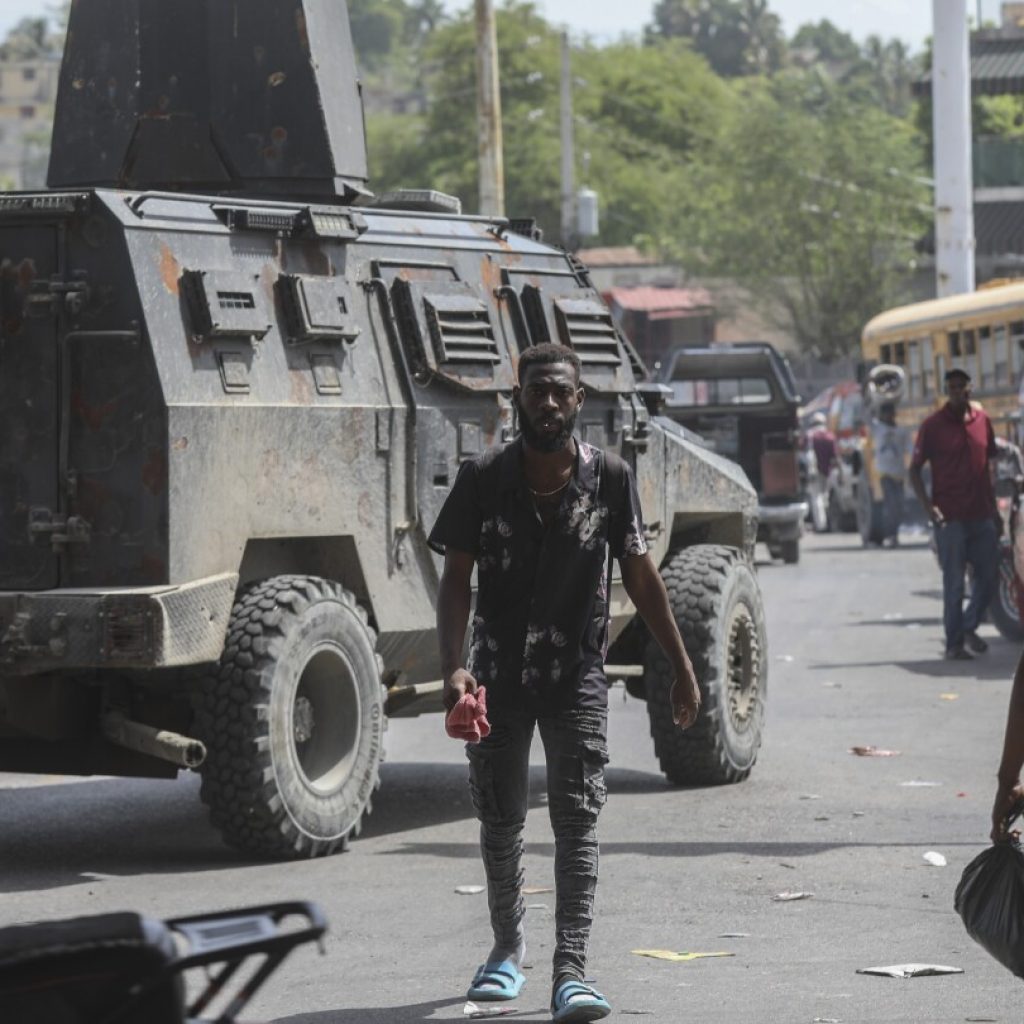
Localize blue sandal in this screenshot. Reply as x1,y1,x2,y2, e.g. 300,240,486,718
467,959,526,1001
550,979,611,1023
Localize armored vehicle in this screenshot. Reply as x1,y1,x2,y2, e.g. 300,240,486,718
659,343,806,563
0,0,767,858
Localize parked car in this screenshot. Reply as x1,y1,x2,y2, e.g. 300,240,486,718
660,343,807,563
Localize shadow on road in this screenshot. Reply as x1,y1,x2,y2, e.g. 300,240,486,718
851,617,943,628
275,996,527,1024
808,655,1015,680
804,542,931,554
375,837,985,861
364,763,680,839
0,764,678,892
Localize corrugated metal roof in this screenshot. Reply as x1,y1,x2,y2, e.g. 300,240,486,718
918,200,1024,258
608,285,713,316
916,37,1024,95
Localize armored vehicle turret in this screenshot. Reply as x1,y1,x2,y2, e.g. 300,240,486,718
0,0,767,858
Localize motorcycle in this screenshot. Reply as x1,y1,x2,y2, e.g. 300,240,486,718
0,901,325,1023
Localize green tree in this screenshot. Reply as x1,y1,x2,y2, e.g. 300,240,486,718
0,17,54,59
790,19,860,65
646,0,786,76
677,75,929,359
349,0,407,68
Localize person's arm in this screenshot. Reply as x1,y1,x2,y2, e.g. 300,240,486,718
620,553,700,729
437,549,478,712
908,462,940,524
992,649,1024,842
909,423,942,526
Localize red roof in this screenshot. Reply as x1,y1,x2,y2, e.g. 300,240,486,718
608,285,713,320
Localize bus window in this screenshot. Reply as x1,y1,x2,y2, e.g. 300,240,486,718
893,341,906,365
922,336,934,395
963,329,977,356
907,340,921,398
995,324,1008,383
936,351,947,386
1012,321,1024,381
980,326,996,389
949,331,961,357
880,343,892,364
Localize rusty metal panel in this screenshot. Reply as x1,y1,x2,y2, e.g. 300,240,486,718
49,0,368,199
0,226,60,590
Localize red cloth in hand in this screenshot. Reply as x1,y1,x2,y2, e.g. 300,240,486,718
445,686,491,743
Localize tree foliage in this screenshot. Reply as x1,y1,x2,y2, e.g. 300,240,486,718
646,0,786,76
676,75,929,359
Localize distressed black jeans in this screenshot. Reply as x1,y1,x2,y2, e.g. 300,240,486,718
466,706,609,983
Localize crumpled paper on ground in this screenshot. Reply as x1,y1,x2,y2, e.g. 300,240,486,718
631,949,734,962
856,963,963,978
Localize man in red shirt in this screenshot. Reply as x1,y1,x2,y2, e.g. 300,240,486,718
909,368,999,660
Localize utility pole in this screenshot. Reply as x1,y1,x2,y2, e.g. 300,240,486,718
559,31,576,250
474,0,504,217
931,0,975,296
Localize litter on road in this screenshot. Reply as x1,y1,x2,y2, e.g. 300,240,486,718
631,950,735,962
719,932,750,938
463,1003,518,1018
522,886,553,894
856,964,963,978
850,746,901,757
455,885,485,895
940,693,960,701
922,851,947,867
772,891,814,901
900,780,942,787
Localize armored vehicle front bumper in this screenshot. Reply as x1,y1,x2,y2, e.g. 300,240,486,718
0,573,237,675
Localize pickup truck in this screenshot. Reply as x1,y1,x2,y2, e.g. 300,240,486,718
659,343,808,563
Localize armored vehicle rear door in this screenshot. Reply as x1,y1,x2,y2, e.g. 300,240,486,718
0,225,61,589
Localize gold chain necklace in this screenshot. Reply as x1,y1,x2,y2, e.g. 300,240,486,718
529,477,570,498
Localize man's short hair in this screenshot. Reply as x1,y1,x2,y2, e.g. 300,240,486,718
945,367,971,383
517,343,581,386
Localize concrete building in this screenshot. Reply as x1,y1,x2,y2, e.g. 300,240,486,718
0,56,60,189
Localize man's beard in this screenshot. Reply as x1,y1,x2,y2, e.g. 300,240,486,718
516,403,578,453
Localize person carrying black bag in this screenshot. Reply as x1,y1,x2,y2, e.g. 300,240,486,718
992,650,1024,842
954,649,1024,978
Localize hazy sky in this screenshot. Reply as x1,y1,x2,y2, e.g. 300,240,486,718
0,1,996,53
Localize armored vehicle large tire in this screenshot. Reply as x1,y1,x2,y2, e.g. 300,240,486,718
992,547,1024,642
644,545,766,785
194,575,384,859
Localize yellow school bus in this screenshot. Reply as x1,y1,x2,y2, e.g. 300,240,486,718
861,279,1024,438
861,282,1024,637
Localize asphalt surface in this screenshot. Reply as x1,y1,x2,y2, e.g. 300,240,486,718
1,530,1022,1023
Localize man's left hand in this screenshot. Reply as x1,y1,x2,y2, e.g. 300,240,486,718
670,672,701,730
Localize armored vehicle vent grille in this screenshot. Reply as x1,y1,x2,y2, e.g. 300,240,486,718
218,291,256,310
554,298,621,366
425,295,500,365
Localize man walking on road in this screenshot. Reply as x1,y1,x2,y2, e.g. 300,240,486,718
909,367,999,660
871,402,907,547
429,343,700,1024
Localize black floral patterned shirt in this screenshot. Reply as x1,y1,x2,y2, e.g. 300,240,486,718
428,438,649,712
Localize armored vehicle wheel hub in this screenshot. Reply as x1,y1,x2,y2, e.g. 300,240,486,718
293,644,362,796
726,605,760,726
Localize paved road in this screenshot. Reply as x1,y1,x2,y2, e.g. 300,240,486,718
1,531,1021,1023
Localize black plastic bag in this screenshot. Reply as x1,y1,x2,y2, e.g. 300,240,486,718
955,840,1024,977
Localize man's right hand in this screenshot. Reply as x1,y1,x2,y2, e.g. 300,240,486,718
930,505,945,528
443,668,479,712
